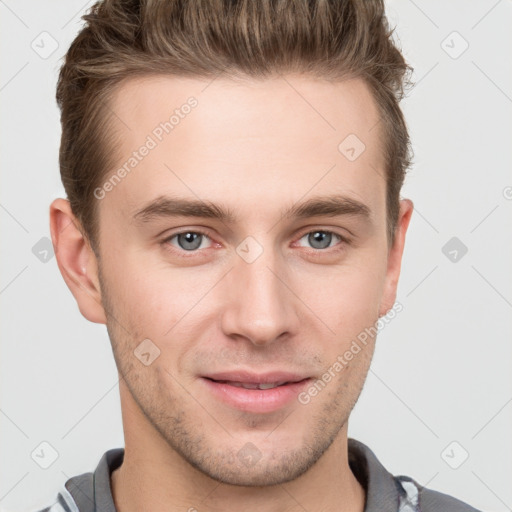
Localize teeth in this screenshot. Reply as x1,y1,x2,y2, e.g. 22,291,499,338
258,382,285,389
222,381,288,390
231,382,259,389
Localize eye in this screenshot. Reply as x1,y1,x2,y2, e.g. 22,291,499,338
162,228,349,257
296,230,346,250
164,231,213,252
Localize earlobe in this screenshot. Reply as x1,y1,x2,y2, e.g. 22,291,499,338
49,198,107,324
378,198,414,317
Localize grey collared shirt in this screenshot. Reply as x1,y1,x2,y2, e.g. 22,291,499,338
34,438,481,512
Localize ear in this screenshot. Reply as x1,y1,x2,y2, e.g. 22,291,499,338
49,198,107,324
378,198,414,317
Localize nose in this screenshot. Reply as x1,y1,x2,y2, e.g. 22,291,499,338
219,247,300,347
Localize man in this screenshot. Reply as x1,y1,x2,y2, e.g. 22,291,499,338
39,0,480,510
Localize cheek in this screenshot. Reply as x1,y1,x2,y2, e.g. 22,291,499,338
100,252,173,338
119,280,187,340
104,252,221,342
295,255,386,338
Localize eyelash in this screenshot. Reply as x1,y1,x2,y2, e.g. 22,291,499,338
161,229,351,257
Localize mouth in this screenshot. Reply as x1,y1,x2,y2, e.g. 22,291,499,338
205,379,298,390
200,373,312,413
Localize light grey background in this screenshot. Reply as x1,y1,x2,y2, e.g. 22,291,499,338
1,1,511,511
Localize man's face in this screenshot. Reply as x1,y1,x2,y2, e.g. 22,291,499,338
91,74,409,485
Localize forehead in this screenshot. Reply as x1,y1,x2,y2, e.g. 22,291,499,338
110,74,381,147
100,74,385,224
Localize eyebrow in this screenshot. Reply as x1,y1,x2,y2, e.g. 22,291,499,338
132,194,372,224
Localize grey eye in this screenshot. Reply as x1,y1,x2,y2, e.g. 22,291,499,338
175,232,205,251
305,231,335,250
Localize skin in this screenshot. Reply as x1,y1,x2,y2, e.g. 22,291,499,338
50,74,413,512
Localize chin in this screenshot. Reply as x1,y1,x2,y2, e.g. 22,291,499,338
184,442,324,488
201,459,312,487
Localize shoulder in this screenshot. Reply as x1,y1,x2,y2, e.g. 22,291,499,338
31,447,123,512
396,475,482,512
31,469,95,512
32,502,71,512
347,438,482,512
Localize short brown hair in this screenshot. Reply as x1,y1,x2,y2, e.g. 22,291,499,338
56,0,413,253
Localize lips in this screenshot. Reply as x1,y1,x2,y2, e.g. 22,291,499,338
201,371,312,413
